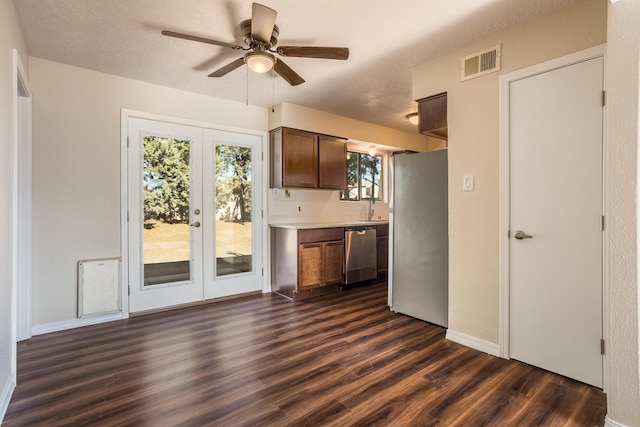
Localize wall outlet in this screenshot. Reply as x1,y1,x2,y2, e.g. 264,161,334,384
271,188,292,199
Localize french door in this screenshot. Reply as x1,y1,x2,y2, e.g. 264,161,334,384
127,117,263,313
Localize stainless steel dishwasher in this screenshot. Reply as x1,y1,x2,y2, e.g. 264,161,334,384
344,227,377,284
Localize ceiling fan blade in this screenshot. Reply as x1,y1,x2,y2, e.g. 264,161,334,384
274,59,305,86
162,30,242,50
208,57,246,77
277,46,349,60
193,51,234,71
251,3,277,43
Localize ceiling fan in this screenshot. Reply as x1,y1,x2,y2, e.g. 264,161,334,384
162,3,349,86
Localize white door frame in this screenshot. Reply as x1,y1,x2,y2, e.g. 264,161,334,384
13,50,32,343
498,44,607,376
120,110,269,316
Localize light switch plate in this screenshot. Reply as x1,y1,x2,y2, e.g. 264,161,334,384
463,175,475,191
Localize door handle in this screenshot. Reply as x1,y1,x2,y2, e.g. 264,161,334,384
514,230,532,240
190,221,201,228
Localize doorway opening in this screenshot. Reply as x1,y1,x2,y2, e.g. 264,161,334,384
13,50,32,343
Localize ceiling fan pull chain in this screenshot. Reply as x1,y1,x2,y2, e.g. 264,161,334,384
272,68,276,113
246,64,249,107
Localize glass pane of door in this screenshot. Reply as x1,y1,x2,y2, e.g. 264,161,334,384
142,135,192,285
214,143,252,277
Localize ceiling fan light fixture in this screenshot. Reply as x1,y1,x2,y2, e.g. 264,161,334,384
406,112,419,125
245,51,276,74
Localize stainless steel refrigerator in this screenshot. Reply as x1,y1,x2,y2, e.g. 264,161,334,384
389,150,448,327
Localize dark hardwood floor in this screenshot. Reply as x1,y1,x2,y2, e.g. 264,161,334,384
4,282,606,426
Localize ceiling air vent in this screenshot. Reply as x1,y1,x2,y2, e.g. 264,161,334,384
461,45,501,81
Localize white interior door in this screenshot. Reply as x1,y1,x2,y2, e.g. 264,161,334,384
128,118,264,313
509,56,604,387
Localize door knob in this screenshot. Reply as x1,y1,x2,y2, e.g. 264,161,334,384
514,230,532,240
190,221,201,228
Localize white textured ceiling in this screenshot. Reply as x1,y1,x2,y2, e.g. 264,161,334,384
13,0,580,133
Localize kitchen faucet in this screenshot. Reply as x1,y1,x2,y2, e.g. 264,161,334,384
368,194,375,220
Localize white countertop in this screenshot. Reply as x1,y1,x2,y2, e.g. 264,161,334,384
270,220,389,229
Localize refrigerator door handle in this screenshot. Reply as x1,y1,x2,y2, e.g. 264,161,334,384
389,156,396,211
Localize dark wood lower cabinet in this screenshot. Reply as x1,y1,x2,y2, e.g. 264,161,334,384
321,240,344,283
298,240,343,290
272,224,390,300
299,243,323,290
273,227,344,300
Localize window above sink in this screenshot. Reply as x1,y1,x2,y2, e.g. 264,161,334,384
340,151,383,202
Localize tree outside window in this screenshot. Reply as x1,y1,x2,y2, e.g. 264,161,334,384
341,151,382,201
215,144,252,223
143,136,191,225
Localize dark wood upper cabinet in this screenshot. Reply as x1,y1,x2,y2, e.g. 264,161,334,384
318,135,347,190
418,92,447,140
270,127,347,190
271,128,318,188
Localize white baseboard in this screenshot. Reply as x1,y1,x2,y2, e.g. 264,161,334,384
0,375,16,423
32,312,126,336
445,329,500,357
605,415,629,427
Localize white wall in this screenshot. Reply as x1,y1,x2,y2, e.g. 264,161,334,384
29,58,268,328
606,1,640,425
268,189,389,225
411,0,606,344
0,0,29,420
